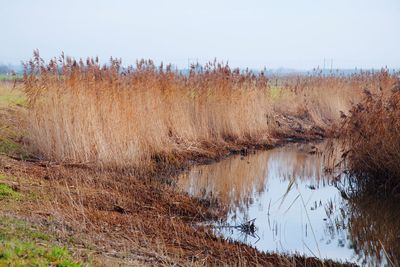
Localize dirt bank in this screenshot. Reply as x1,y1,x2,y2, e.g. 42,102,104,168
0,153,358,267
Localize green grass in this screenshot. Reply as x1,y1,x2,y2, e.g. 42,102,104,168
0,135,30,159
0,217,83,267
0,74,23,82
0,89,26,108
269,85,291,100
0,183,84,265
0,241,81,267
0,183,21,200
0,136,21,155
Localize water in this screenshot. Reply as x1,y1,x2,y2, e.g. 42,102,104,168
176,141,400,266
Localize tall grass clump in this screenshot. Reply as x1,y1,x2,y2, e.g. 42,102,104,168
341,73,400,196
22,52,274,169
22,51,393,171
271,71,391,134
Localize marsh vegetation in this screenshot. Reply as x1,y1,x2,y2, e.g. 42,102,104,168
21,53,395,170
0,52,399,266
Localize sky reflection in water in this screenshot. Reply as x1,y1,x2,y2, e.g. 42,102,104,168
176,141,399,266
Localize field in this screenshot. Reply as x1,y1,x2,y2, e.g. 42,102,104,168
0,74,23,82
0,53,399,266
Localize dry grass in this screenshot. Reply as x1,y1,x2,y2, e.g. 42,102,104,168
0,83,28,158
21,52,391,171
341,74,400,196
270,72,390,139
0,155,356,267
23,53,274,170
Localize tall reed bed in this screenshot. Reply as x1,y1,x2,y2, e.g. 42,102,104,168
22,52,394,171
341,75,400,195
271,72,389,131
23,53,274,169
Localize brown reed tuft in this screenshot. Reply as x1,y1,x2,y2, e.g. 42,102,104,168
341,74,400,196
23,52,274,169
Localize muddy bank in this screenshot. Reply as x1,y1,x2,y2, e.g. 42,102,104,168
0,154,356,266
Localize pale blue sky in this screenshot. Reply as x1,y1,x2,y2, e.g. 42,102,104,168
1,0,399,69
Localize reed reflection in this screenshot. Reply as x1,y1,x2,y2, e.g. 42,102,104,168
176,140,400,265
325,190,400,266
177,141,342,212
177,150,270,213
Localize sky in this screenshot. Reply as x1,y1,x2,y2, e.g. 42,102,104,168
1,0,399,69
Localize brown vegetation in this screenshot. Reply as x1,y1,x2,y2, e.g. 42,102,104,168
0,155,356,266
341,74,400,196
23,53,274,170
2,51,398,265
21,52,388,172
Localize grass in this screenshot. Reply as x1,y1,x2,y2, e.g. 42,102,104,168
269,74,378,132
0,92,26,108
0,241,82,267
0,83,26,108
0,173,41,203
0,74,23,82
0,131,28,159
0,172,89,266
0,174,21,201
0,83,29,158
0,136,23,156
269,85,287,99
0,183,21,200
0,216,82,267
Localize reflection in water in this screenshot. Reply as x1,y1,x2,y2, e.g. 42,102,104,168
327,191,400,266
176,141,398,265
177,150,270,214
177,142,340,211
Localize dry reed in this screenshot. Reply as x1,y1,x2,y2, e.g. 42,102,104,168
270,72,388,136
23,52,273,169
341,73,400,196
22,51,392,171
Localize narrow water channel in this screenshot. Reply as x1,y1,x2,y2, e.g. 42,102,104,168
176,141,400,266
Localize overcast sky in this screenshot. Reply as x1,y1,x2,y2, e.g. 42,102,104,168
1,0,399,69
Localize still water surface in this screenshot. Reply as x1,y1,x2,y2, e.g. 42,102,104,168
177,141,399,266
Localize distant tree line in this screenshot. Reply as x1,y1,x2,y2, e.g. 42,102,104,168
0,64,12,74
0,64,23,74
